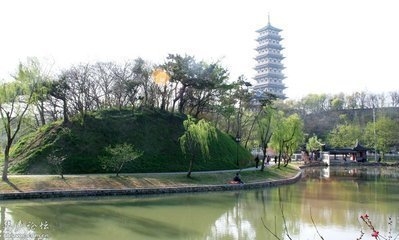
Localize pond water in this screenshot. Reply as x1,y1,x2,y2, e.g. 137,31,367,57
1,166,399,240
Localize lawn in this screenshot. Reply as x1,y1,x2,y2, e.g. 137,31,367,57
0,165,299,193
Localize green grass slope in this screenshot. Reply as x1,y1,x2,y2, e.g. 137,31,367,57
10,109,252,174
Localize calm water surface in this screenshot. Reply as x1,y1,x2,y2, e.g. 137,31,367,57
1,166,398,240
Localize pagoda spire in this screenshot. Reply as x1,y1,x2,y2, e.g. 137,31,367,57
267,13,270,25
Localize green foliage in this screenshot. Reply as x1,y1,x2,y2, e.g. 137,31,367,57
100,143,143,176
306,135,324,153
179,115,217,176
180,116,216,158
363,117,399,156
0,61,37,180
257,106,276,148
300,93,328,113
164,54,231,116
9,109,249,174
327,124,363,148
330,97,344,110
270,112,304,166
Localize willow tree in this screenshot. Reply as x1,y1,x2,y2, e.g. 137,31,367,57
179,115,217,177
0,68,35,181
270,112,304,168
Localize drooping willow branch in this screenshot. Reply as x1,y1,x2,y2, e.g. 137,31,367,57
261,217,281,240
310,208,325,240
279,188,293,240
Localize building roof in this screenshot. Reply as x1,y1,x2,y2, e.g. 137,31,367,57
326,141,372,154
253,82,286,90
353,141,372,151
256,34,283,42
254,52,284,60
256,23,282,33
254,72,285,79
255,43,283,51
254,62,285,70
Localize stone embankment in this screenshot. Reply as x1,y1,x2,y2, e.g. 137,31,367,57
300,160,399,168
0,171,302,200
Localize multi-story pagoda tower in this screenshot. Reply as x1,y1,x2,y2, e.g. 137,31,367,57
253,17,286,99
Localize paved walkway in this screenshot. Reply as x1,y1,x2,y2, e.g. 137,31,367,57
1,165,302,200
7,166,262,178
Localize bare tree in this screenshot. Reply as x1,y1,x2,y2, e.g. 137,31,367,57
62,64,95,122
389,91,399,107
49,74,70,124
47,154,66,179
132,58,153,108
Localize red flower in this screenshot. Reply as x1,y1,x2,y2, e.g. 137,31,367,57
371,230,379,238
360,213,369,220
360,214,369,219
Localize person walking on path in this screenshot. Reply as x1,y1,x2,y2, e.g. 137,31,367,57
254,155,260,168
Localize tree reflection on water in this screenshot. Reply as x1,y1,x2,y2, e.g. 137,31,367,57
0,166,398,239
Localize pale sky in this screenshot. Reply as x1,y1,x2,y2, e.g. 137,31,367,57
1,0,398,100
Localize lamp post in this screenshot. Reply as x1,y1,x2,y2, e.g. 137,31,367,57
235,133,241,167
373,105,377,162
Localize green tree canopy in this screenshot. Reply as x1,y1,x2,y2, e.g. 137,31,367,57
256,105,276,170
1,63,36,181
364,117,399,158
101,143,143,176
327,124,363,148
179,115,217,177
270,112,304,167
306,135,324,160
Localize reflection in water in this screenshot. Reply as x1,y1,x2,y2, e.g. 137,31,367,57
0,206,49,240
0,166,398,239
322,166,330,178
207,197,256,240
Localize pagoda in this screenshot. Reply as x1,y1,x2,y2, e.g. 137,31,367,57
253,17,286,99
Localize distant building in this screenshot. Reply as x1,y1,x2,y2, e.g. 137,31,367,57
253,17,286,100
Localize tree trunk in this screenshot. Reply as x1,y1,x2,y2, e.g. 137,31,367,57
187,159,193,177
284,156,291,167
260,146,267,171
277,150,283,168
62,98,69,124
244,109,263,149
177,85,187,114
260,157,266,171
2,145,11,181
160,85,167,111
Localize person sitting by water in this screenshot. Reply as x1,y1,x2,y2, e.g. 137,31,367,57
233,172,244,184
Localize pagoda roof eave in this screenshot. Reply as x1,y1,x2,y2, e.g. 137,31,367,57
255,44,284,51
254,53,284,60
254,63,285,69
254,73,286,79
256,24,282,32
253,82,287,88
256,35,283,41
254,44,284,51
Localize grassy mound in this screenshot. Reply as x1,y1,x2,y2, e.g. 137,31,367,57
10,108,252,174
